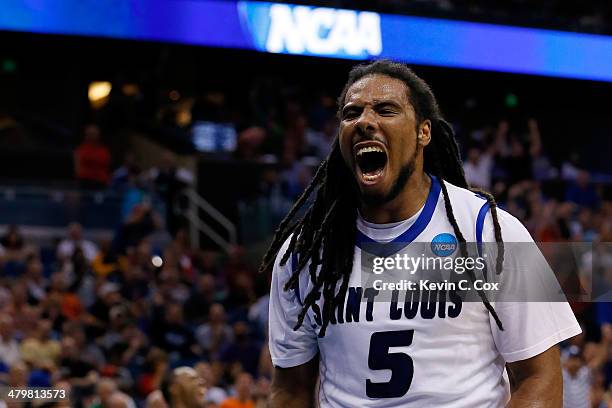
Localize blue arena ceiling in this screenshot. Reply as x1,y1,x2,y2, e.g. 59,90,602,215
2,0,612,82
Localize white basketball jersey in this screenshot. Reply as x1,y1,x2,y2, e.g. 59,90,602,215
269,176,581,407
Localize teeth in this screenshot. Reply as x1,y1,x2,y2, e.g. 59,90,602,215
356,146,383,156
363,170,383,180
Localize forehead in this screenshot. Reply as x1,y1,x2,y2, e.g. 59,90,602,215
344,74,410,106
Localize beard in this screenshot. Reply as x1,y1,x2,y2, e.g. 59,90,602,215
359,148,418,207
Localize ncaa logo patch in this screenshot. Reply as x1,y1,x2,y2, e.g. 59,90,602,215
431,233,458,257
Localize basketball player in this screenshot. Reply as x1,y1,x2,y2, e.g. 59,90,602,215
263,60,581,407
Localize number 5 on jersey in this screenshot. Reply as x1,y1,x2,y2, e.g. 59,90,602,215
366,330,415,398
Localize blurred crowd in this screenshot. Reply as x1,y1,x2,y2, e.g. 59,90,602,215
0,216,272,407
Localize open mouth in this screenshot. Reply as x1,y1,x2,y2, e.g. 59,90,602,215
355,144,388,183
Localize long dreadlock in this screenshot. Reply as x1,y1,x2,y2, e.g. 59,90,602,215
260,59,506,336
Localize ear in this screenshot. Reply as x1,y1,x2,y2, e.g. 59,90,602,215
418,120,432,147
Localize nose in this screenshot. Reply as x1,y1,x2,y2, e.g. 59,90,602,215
355,107,377,136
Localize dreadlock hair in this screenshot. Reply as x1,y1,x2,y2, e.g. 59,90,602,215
260,59,505,336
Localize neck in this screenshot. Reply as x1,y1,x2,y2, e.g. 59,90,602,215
360,172,431,224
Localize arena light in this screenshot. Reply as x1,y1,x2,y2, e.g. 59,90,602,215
2,0,612,81
151,255,163,268
88,81,112,108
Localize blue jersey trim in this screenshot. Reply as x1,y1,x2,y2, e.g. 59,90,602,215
476,201,490,249
476,201,490,280
356,175,441,257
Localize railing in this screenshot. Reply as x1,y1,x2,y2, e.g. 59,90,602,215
183,188,237,252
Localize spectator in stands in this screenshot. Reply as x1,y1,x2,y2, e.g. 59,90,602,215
117,325,148,370
160,366,207,408
7,284,40,339
52,379,74,408
59,336,98,400
119,261,151,303
112,152,142,191
85,282,123,338
145,390,168,408
505,135,533,185
138,348,169,401
114,202,162,254
92,238,119,279
463,144,493,189
252,377,270,408
113,152,151,222
0,224,27,262
196,304,233,359
306,116,337,161
184,273,216,324
566,170,600,209
5,361,28,388
561,152,583,182
223,246,256,311
20,319,60,370
220,372,255,408
0,225,32,278
151,302,199,364
91,377,120,408
42,271,83,330
249,278,270,335
74,124,112,189
157,266,190,304
99,304,131,354
219,322,261,377
526,119,557,181
107,392,137,408
278,113,315,200
62,321,105,369
57,222,99,263
194,250,219,277
0,315,21,369
195,362,228,406
562,345,590,408
24,255,46,304
88,383,137,408
149,152,194,236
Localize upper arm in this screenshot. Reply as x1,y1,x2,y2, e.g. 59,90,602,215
271,354,319,407
507,345,561,387
506,346,562,407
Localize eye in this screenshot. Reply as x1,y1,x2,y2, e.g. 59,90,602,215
342,109,360,120
378,108,396,116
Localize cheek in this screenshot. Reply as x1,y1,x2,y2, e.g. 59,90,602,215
391,140,417,171
338,126,353,163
